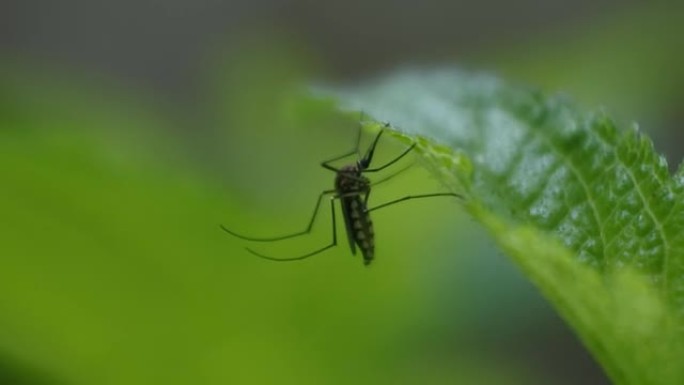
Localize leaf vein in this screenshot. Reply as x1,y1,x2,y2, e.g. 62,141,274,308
527,127,609,267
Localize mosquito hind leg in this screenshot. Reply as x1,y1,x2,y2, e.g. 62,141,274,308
365,193,463,213
220,189,336,242
246,198,338,262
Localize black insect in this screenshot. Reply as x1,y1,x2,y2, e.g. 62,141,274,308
221,121,462,265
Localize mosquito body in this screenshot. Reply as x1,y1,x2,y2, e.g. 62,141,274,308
221,120,461,266
335,164,375,264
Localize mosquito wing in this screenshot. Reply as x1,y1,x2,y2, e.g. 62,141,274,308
339,198,358,256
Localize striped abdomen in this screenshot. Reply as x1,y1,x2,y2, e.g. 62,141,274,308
340,195,375,265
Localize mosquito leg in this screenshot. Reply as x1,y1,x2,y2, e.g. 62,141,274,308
369,163,414,187
321,151,356,172
220,189,337,242
246,197,338,262
323,162,414,192
365,193,463,213
363,142,416,173
321,117,365,172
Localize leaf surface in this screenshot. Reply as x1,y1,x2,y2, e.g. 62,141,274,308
326,69,684,385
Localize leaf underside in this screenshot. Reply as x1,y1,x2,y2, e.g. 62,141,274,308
324,69,684,385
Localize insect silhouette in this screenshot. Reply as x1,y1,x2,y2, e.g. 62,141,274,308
221,120,462,266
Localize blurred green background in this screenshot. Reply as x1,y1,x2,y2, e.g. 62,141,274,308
1,1,682,384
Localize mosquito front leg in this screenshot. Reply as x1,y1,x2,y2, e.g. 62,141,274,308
362,142,416,173
321,117,365,172
321,151,358,173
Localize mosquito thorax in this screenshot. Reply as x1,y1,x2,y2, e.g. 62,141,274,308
335,164,370,193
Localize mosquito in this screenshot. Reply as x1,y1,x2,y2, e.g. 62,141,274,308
220,120,462,265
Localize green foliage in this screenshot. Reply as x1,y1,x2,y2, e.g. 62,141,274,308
326,69,684,385
1,66,545,385
3,52,680,385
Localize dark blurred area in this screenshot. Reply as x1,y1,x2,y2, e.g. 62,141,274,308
0,1,624,81
4,1,681,151
5,1,608,91
1,1,682,384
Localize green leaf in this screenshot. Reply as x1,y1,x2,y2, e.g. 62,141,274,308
324,69,684,385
